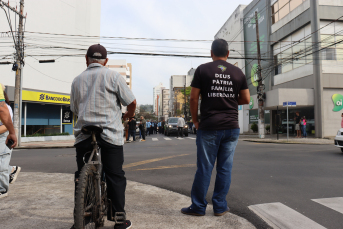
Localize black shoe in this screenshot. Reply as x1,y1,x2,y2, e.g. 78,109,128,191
181,206,205,216
114,220,132,229
9,166,21,184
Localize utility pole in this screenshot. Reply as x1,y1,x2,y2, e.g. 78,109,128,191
184,76,187,120
255,11,265,139
0,0,25,145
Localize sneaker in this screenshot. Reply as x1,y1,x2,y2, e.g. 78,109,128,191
181,206,205,216
141,139,146,142
214,207,230,216
9,166,21,184
0,192,8,199
114,220,132,229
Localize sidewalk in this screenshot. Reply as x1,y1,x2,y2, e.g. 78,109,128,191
17,140,75,149
240,134,333,145
0,172,255,229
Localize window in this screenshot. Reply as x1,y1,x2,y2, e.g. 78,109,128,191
271,0,306,24
126,75,130,79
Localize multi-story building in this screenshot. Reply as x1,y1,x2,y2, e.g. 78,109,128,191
0,0,101,137
106,59,132,89
168,75,193,117
153,83,165,115
161,89,170,120
242,0,343,137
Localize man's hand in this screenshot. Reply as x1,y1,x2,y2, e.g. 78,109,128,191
123,112,135,120
194,122,199,130
6,133,17,148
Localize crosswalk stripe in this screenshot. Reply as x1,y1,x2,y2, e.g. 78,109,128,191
164,138,172,140
152,138,158,141
187,137,196,140
176,137,184,140
248,202,326,229
312,197,343,214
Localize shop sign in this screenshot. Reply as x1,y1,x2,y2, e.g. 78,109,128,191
62,110,72,124
332,94,343,111
249,97,254,109
22,90,70,104
250,115,258,123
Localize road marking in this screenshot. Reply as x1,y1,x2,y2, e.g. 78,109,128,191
132,164,196,171
123,154,189,169
187,137,196,140
152,138,158,141
176,137,184,140
164,138,172,140
312,197,343,214
248,202,326,229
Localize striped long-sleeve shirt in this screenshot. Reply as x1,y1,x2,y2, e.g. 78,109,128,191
70,63,135,146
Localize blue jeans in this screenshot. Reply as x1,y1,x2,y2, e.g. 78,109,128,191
0,132,13,193
190,129,240,214
302,125,307,137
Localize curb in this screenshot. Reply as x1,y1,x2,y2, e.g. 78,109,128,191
243,139,332,145
16,145,74,149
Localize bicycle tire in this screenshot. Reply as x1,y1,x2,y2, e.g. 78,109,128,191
74,164,101,229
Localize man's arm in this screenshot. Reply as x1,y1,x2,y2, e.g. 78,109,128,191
237,89,250,105
123,100,136,120
190,87,201,130
0,101,17,148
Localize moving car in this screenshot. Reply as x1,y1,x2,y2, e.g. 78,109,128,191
334,128,343,153
164,117,188,137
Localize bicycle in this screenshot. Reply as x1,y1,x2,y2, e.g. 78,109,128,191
74,124,126,229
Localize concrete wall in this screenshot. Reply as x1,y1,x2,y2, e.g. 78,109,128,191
319,0,343,6
0,0,101,94
274,64,313,86
323,88,343,137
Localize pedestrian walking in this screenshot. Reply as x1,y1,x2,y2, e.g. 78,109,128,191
161,120,165,134
302,116,307,138
294,112,301,138
177,117,185,138
0,88,19,199
181,39,250,216
70,44,135,228
123,118,129,142
140,116,146,141
127,117,136,142
151,122,155,135
146,120,151,136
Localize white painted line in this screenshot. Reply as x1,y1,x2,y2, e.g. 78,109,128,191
312,197,343,214
248,202,326,229
187,137,196,140
152,138,158,141
164,138,172,140
176,137,184,140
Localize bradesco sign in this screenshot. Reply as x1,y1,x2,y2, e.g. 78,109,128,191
22,90,70,104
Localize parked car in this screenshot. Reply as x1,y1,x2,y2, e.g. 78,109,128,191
164,117,188,136
334,128,343,153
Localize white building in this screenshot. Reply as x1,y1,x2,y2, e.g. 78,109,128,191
106,59,132,90
160,89,170,120
215,5,247,134
0,0,101,136
168,75,193,117
153,83,164,115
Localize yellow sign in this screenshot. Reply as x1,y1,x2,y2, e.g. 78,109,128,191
22,90,70,104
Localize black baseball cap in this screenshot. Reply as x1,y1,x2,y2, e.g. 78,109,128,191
86,44,107,59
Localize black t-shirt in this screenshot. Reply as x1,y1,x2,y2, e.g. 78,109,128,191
295,115,300,124
191,60,248,130
128,120,136,130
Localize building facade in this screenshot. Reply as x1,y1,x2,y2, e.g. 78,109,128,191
0,0,101,137
106,59,132,90
153,83,165,115
242,0,343,137
168,75,193,117
161,89,170,120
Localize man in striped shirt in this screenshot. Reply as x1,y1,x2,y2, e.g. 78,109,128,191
70,44,136,229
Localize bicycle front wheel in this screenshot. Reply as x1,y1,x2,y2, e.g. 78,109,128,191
74,164,100,229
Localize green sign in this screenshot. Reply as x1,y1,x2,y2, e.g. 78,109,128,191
244,0,270,93
249,97,254,109
332,94,343,111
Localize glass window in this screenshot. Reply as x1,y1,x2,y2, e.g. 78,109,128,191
290,0,303,11
272,2,279,14
336,35,343,61
305,38,313,64
279,0,289,8
272,12,279,24
279,3,290,20
293,56,306,69
322,48,336,60
321,35,335,49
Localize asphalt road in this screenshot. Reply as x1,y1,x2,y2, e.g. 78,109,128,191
10,134,343,229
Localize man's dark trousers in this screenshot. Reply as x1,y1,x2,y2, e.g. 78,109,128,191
141,129,146,140
75,137,126,220
178,127,183,137
127,130,136,141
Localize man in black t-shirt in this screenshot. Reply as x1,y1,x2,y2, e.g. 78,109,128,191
127,117,136,142
181,39,250,217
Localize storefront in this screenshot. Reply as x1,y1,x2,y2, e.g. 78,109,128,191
5,87,73,136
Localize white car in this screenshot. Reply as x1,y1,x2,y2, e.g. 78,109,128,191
334,128,343,153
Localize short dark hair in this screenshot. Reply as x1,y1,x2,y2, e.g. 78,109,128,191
211,39,229,57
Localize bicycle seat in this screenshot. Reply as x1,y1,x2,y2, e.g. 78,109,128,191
81,124,103,135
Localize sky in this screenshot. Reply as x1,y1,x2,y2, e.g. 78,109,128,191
100,0,252,105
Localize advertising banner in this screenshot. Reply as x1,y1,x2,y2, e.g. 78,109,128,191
62,110,72,124
22,90,70,104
